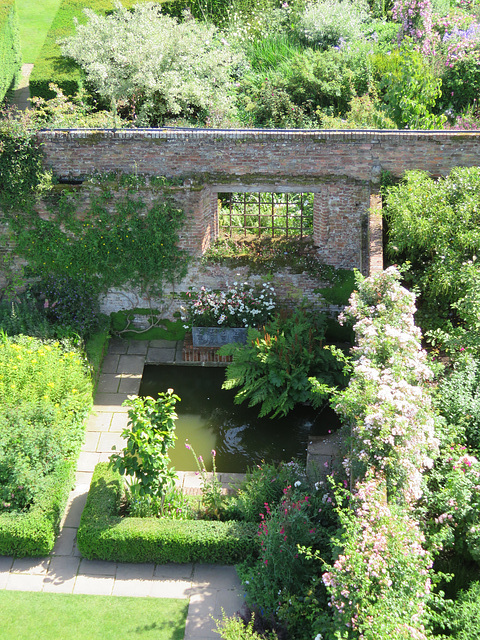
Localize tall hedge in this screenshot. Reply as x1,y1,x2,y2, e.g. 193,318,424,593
0,0,22,102
29,0,151,101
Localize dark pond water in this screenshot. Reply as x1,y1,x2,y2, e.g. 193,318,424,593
139,365,340,473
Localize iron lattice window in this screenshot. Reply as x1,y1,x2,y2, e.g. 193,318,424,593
218,192,313,238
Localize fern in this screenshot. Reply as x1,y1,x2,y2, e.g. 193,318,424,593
219,309,347,418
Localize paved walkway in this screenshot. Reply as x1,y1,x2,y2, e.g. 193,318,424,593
10,63,33,110
0,339,245,640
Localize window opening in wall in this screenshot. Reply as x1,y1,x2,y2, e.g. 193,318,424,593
218,192,314,238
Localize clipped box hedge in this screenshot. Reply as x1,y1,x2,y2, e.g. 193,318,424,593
0,459,75,557
77,463,258,564
0,0,22,101
29,0,145,100
0,330,108,557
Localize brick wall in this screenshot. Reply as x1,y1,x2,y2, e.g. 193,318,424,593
313,181,370,270
38,129,480,183
99,260,333,320
8,128,477,310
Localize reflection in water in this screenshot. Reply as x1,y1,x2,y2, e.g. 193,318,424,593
139,365,339,473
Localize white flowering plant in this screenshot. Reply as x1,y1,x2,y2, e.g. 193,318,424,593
181,282,276,330
335,266,440,504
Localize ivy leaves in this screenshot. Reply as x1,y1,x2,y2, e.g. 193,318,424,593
11,180,189,296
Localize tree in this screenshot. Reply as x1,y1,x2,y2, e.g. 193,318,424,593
60,1,243,126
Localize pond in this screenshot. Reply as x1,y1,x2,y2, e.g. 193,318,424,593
139,365,340,473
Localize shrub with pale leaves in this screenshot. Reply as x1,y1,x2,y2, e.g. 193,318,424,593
295,0,371,48
60,1,244,126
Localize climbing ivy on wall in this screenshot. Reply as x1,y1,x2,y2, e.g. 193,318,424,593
0,118,49,207
0,122,189,296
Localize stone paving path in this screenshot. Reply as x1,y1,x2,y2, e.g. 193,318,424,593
0,339,245,640
10,63,33,111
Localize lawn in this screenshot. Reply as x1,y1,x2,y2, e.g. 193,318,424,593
15,0,62,63
0,590,188,640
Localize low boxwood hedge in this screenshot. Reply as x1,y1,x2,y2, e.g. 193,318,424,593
77,463,258,564
0,459,75,556
0,330,108,557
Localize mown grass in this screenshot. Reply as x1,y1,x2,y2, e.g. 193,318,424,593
0,590,188,640
15,0,62,63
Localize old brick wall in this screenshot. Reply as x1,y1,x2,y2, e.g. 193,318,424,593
99,260,333,320
313,180,370,270
6,128,478,312
37,129,480,183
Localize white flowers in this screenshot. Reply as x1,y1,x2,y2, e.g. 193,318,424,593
182,282,276,330
336,267,439,504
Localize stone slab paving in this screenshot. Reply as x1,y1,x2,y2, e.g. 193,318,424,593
9,64,33,111
0,339,246,640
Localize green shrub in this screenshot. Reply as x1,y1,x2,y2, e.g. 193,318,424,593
376,40,445,128
214,612,278,640
235,467,338,640
77,463,258,564
294,0,371,49
240,75,313,128
29,83,126,128
0,402,83,513
220,309,346,418
240,46,362,126
281,48,358,117
230,461,307,523
320,94,396,129
446,581,480,639
238,494,324,617
0,113,48,210
59,2,243,126
0,327,98,556
384,166,480,351
33,274,101,339
436,355,480,454
0,459,76,556
440,48,480,113
0,334,92,410
0,0,22,101
109,393,179,509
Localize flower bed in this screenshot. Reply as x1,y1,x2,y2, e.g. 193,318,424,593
0,460,76,556
77,463,258,564
0,334,96,556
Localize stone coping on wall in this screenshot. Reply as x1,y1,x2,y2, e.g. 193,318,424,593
36,128,480,143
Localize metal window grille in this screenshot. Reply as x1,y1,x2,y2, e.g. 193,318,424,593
218,192,313,238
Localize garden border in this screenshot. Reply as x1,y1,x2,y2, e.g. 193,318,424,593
77,463,257,564
0,459,76,557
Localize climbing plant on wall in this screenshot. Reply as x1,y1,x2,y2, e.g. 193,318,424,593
0,120,189,297
12,185,188,295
